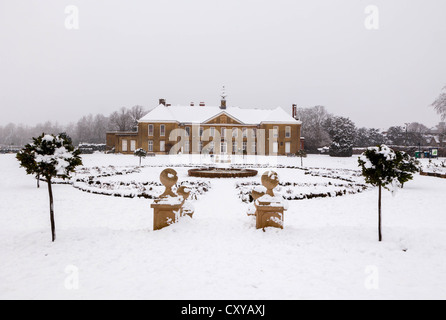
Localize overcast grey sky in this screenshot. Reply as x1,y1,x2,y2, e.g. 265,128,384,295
1,0,445,129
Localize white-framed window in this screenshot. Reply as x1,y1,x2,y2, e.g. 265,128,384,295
221,142,227,154
210,141,214,153
122,139,128,152
160,124,166,137
210,127,215,137
148,140,153,152
185,127,190,137
160,141,165,152
148,124,154,136
251,142,256,154
221,127,226,138
285,142,291,154
199,141,203,152
272,142,278,153
243,141,247,151
242,127,247,138
130,140,136,152
233,141,237,153
232,127,238,138
273,126,279,138
184,141,190,153
285,126,291,138
252,128,257,138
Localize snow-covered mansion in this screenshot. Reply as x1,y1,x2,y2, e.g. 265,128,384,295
106,96,303,156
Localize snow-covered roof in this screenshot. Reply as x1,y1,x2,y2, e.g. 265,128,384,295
139,104,302,125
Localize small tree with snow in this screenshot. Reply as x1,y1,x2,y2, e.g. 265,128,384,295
134,148,147,166
16,133,82,242
358,145,401,242
296,149,307,167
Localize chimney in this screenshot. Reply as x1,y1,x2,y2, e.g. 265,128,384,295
220,85,227,110
292,104,297,119
159,99,166,106
200,102,205,107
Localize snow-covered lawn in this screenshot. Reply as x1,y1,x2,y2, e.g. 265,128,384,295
0,153,445,300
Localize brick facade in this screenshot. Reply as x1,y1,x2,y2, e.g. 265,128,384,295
107,103,302,156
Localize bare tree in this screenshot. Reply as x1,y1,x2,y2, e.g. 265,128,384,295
75,115,94,144
432,87,446,120
129,105,147,131
296,106,332,152
109,107,133,132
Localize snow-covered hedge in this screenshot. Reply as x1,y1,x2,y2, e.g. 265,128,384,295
236,167,368,203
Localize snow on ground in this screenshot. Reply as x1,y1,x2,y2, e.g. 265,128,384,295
0,153,445,300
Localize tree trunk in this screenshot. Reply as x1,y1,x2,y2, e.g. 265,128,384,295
37,174,40,188
378,184,382,242
301,156,303,167
47,178,56,242
139,157,141,167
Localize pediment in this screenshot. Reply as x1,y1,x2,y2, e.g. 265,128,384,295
203,111,244,125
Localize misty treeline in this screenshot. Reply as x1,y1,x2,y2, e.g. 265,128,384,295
0,105,148,147
297,106,446,153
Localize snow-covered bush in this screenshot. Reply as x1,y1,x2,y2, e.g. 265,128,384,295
16,133,82,242
324,116,356,157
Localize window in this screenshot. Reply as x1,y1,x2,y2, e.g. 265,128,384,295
243,141,247,151
252,142,256,154
160,141,165,152
130,140,136,152
148,124,154,136
285,142,291,154
242,128,247,138
122,140,128,152
285,126,291,138
184,141,190,153
148,140,153,152
160,124,165,137
199,141,203,152
233,141,238,153
273,126,279,138
272,142,278,153
221,142,227,154
200,127,204,137
209,141,215,153
210,127,215,137
221,127,226,138
232,128,238,138
185,127,190,137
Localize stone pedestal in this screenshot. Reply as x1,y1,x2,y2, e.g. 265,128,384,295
255,202,284,230
151,199,184,231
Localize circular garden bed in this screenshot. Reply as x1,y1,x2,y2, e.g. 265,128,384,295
188,167,258,178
